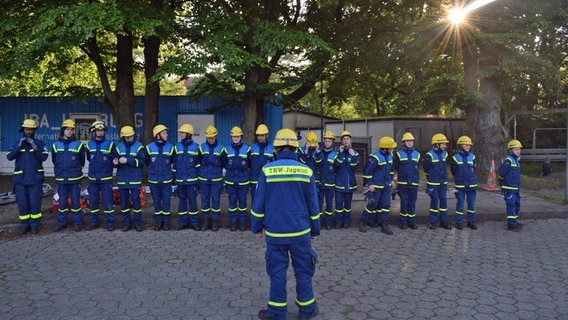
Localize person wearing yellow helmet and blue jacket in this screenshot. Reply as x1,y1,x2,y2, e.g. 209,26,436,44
249,124,275,204
85,121,119,231
225,126,250,231
393,132,420,230
498,139,523,231
145,124,175,231
334,130,359,228
7,119,49,235
315,130,337,230
173,124,201,231
450,135,478,230
52,119,86,232
423,133,451,230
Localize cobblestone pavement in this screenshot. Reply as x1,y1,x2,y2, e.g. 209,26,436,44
2,218,568,320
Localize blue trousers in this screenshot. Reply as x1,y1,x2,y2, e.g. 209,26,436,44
427,184,448,225
504,191,521,227
250,182,258,204
200,183,222,221
119,187,142,227
318,188,334,225
15,183,43,229
150,184,172,224
227,184,248,224
265,237,317,320
88,181,114,227
398,186,418,226
177,184,199,227
57,183,82,226
335,191,353,224
455,189,476,224
361,187,391,224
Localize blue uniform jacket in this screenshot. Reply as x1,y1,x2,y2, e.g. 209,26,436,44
145,141,174,185
52,138,85,184
86,138,118,182
451,151,478,190
7,136,48,185
224,142,250,185
422,148,448,186
315,148,337,190
198,140,226,184
498,153,521,193
116,140,145,188
249,142,274,184
334,148,359,193
363,149,394,188
393,148,420,188
251,150,320,244
173,139,200,185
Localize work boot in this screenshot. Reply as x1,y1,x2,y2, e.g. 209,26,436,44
239,223,247,231
191,224,200,231
440,222,452,230
358,219,367,233
325,223,332,230
201,220,209,231
107,225,115,232
163,222,170,231
336,222,344,229
30,227,39,234
399,223,408,230
86,224,100,231
177,224,189,231
73,225,81,232
18,226,31,235
408,224,417,230
344,221,351,228
428,223,437,230
153,221,161,231
212,220,219,232
54,224,67,232
381,223,393,235
122,224,131,232
508,224,522,232
467,222,478,230
257,309,275,320
298,307,319,320
135,225,143,232
455,223,463,230
230,222,237,232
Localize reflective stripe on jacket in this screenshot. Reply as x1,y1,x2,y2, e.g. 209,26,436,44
52,139,85,183
146,141,174,185
86,139,117,181
174,140,200,185
394,148,420,187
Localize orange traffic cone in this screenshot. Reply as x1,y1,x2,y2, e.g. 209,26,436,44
483,159,500,191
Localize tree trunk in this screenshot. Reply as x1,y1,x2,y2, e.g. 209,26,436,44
475,42,505,171
143,34,161,145
243,66,259,146
462,41,479,137
115,32,136,133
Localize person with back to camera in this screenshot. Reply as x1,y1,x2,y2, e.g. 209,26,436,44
358,136,397,235
7,119,49,235
498,139,524,231
315,130,337,230
224,126,250,231
52,119,86,232
173,124,201,231
423,133,451,230
114,125,145,232
251,128,320,320
393,132,420,230
450,135,478,230
334,130,359,228
145,124,175,231
85,121,118,231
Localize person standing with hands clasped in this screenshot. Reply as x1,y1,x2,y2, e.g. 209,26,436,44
249,124,274,204
85,121,118,231
315,131,337,230
498,139,523,231
224,126,250,231
7,119,49,235
251,128,320,320
146,125,174,231
334,130,359,228
423,133,451,230
393,132,420,230
52,119,86,232
450,135,478,230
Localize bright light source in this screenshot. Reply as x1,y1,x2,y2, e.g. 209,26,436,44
448,7,466,25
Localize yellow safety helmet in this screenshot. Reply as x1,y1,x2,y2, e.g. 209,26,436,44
323,130,336,140
178,124,195,135
21,119,37,129
431,133,449,144
273,128,300,148
306,131,318,145
230,126,244,137
120,126,135,138
507,139,523,149
153,124,168,137
62,119,76,129
340,130,352,139
255,124,269,135
89,120,107,132
457,135,473,145
402,132,415,141
379,136,397,149
204,125,218,138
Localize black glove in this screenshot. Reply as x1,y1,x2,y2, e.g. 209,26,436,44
26,138,37,149
19,137,26,147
